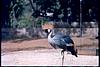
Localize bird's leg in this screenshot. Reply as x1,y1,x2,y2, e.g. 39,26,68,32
73,44,78,56
61,49,65,66
75,49,78,57
73,46,78,57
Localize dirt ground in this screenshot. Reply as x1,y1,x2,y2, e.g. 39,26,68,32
1,49,99,66
1,37,98,55
1,37,99,66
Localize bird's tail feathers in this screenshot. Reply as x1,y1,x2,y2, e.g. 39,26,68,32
71,49,78,57
66,46,78,57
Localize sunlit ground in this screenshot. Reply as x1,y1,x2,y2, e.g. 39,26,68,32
1,49,99,66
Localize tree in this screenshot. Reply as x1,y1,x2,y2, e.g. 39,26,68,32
82,0,99,22
1,0,11,28
1,0,24,28
29,0,80,23
1,0,98,28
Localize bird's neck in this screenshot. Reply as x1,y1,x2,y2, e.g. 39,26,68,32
48,31,53,39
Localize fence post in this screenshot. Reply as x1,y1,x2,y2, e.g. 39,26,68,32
96,48,99,56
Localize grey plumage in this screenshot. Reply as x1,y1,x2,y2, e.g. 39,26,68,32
47,29,78,65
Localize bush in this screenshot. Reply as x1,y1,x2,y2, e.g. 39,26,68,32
17,17,33,28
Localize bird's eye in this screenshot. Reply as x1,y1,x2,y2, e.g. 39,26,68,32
44,29,48,33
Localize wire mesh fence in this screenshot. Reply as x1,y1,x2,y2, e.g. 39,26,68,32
1,28,98,40
1,27,99,56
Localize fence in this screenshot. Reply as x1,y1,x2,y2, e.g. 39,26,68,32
1,28,98,40
1,28,98,56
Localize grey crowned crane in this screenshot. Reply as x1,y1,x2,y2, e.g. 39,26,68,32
45,29,78,65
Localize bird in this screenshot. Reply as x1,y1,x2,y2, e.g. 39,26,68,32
45,29,78,66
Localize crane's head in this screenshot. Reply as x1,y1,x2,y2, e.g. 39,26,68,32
43,29,52,37
44,29,52,33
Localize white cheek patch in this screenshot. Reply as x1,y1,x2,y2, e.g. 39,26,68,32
66,44,73,46
48,29,51,33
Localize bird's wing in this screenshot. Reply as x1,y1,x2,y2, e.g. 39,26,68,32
52,38,67,46
63,36,74,44
52,33,74,46
60,36,74,46
61,38,74,46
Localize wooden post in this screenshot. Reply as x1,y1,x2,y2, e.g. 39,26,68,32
96,48,99,56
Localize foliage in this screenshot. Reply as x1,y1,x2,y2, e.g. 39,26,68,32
9,0,24,18
17,16,33,28
9,0,25,28
29,0,80,22
34,17,48,27
1,0,99,28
